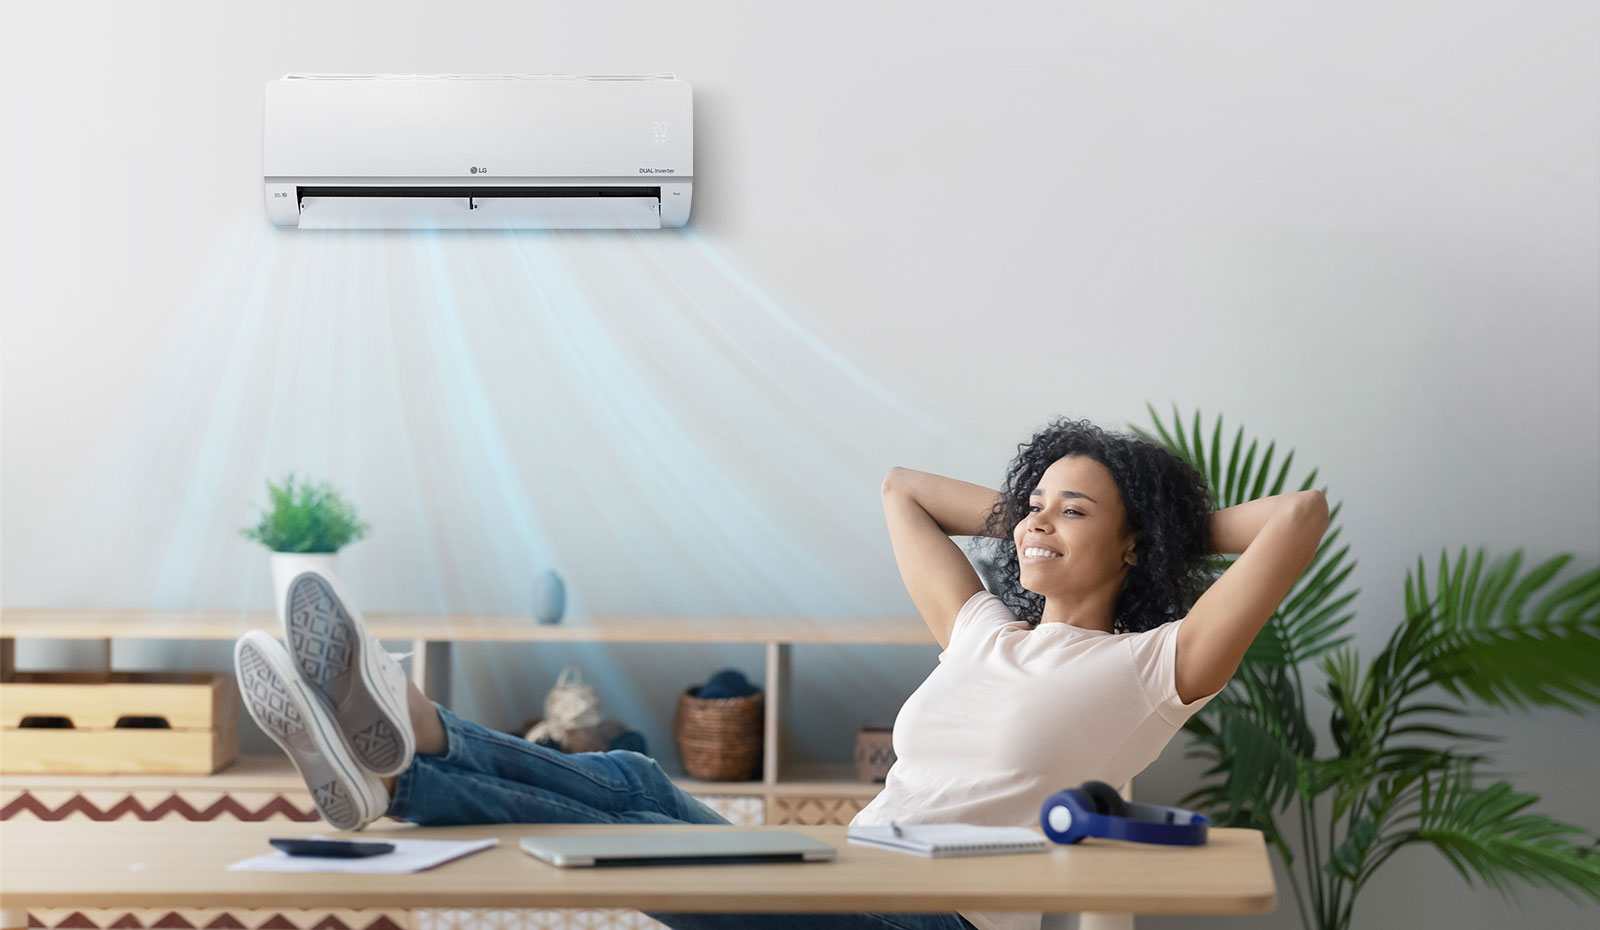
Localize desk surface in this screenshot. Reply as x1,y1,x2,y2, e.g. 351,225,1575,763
0,820,1276,915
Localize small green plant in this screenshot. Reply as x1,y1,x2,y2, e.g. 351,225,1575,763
240,473,370,553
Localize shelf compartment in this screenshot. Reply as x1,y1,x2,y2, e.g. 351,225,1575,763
1,672,238,775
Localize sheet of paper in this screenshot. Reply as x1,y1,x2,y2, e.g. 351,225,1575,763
227,836,499,874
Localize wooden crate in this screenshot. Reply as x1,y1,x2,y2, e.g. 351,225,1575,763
0,672,237,774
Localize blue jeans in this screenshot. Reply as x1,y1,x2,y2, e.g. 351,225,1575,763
388,703,977,930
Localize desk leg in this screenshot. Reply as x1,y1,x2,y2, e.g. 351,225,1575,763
1072,914,1132,930
1070,780,1137,930
411,638,453,705
1,637,13,681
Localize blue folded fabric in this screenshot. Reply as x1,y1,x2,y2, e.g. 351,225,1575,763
697,668,758,699
608,730,649,754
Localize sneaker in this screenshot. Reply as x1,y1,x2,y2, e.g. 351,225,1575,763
283,570,416,777
234,630,388,831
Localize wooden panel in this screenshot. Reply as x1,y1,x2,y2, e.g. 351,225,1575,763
2,754,309,791
17,907,414,930
0,672,235,730
0,820,1278,914
1,755,885,800
1,784,756,829
778,763,886,797
0,609,933,645
1,672,237,775
0,724,238,775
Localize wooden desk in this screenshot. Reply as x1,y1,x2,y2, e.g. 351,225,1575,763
0,820,1276,916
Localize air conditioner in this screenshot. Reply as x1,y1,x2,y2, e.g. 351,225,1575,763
263,73,692,229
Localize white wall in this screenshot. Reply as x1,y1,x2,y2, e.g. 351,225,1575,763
3,2,1597,927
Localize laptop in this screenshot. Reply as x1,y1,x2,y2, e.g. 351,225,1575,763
519,830,837,867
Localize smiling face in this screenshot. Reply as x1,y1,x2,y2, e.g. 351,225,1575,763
1013,455,1138,601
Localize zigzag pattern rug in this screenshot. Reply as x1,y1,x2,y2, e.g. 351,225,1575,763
21,909,673,930
2,791,320,822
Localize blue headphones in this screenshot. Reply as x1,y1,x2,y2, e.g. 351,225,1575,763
1040,780,1209,846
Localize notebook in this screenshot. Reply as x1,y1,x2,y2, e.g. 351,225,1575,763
846,823,1048,858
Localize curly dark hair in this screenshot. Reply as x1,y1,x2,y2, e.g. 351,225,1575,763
969,416,1218,634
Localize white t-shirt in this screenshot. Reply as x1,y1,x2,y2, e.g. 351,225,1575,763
849,589,1224,930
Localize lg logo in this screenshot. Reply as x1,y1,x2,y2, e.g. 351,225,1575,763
469,166,488,175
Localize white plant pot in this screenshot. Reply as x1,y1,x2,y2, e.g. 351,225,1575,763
270,551,340,626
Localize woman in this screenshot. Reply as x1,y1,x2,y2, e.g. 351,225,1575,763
235,416,1329,930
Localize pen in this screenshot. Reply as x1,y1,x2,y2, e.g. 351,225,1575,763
890,820,903,838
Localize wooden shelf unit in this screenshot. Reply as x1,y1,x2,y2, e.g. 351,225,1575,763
0,755,878,797
0,608,930,806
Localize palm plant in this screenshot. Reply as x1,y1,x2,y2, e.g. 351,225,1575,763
1130,404,1600,930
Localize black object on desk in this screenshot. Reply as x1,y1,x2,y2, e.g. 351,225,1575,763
270,838,396,858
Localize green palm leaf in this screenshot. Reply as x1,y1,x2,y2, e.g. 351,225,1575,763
1179,711,1289,845
1410,550,1600,712
1185,664,1312,817
1139,405,1600,929
1401,763,1600,904
1136,405,1356,671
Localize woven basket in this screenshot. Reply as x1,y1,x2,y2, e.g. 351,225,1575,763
672,685,764,781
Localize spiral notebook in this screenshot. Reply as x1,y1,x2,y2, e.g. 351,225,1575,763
846,823,1048,858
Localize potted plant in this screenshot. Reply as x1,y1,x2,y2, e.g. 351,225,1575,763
1132,404,1600,929
240,473,370,621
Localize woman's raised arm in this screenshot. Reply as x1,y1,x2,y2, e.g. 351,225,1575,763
883,467,1008,538
880,468,1006,649
1208,491,1321,555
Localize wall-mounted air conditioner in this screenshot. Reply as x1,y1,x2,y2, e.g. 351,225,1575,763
263,73,692,229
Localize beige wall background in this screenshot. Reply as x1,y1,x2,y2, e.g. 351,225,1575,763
2,2,1596,927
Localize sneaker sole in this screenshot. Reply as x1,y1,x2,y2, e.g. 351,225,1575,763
235,632,383,831
286,572,413,776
